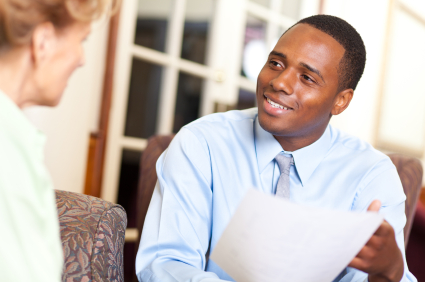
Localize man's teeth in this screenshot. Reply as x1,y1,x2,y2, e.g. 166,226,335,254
267,98,289,110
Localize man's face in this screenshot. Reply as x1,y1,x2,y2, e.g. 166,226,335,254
256,23,346,144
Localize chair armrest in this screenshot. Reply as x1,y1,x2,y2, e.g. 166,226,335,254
55,190,127,282
413,201,425,235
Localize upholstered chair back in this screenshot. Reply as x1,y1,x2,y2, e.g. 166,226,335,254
56,190,127,282
387,154,423,246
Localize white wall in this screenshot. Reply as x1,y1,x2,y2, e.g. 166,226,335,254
324,0,391,145
325,0,425,186
24,21,110,194
24,0,425,195
378,6,425,153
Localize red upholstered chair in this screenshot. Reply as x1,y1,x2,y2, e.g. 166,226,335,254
406,201,425,281
387,154,423,246
136,135,175,244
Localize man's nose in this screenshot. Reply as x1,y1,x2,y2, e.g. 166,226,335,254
269,68,295,95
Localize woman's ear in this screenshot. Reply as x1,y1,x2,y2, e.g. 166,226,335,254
331,88,354,116
30,22,56,68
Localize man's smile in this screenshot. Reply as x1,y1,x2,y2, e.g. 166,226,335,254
267,97,290,110
263,94,294,114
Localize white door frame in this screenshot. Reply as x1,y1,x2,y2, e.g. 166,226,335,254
101,0,315,203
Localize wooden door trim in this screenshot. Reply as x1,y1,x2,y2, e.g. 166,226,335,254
84,10,121,197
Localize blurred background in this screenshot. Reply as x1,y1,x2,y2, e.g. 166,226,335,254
23,0,425,280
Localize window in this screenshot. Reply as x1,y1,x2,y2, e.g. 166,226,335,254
102,0,320,217
102,1,320,280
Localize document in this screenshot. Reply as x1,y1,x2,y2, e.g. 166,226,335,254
210,189,384,282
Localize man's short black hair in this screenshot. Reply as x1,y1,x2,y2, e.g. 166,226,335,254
288,15,366,91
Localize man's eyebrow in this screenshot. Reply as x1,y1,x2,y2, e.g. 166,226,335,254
269,51,286,59
300,62,325,83
269,51,325,84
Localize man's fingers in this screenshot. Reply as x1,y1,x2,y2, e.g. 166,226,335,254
367,199,381,212
349,246,379,272
363,235,382,250
348,257,367,270
373,221,393,237
353,245,373,259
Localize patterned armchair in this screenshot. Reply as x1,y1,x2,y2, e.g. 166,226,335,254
55,190,127,282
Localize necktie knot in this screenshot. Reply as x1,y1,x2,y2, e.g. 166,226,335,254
274,153,293,198
275,153,293,175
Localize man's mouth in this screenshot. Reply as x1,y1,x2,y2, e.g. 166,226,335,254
266,97,292,110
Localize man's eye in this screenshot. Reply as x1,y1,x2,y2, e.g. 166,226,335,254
302,74,314,82
269,60,282,68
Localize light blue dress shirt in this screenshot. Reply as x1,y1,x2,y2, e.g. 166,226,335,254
136,108,416,282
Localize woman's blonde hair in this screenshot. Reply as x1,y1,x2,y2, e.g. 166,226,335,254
0,0,120,49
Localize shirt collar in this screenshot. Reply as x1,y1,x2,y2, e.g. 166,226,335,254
255,115,283,174
0,89,46,156
254,114,332,186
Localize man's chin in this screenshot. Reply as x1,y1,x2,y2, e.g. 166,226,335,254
257,112,289,136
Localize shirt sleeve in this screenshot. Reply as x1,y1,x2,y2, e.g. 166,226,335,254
0,142,62,282
135,128,230,282
336,158,417,282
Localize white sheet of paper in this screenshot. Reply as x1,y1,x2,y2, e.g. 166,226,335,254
211,189,384,282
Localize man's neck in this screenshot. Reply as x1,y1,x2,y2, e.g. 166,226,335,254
273,125,328,152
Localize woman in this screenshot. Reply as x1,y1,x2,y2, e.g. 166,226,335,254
0,0,119,281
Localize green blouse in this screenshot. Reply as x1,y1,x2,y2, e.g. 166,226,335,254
0,90,63,281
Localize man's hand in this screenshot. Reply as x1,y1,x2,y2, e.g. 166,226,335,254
348,200,404,282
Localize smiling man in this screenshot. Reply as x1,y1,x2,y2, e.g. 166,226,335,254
136,15,416,282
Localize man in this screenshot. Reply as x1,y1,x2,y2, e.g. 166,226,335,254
136,15,416,282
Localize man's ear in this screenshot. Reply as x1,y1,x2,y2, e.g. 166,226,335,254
331,88,354,116
31,22,56,68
